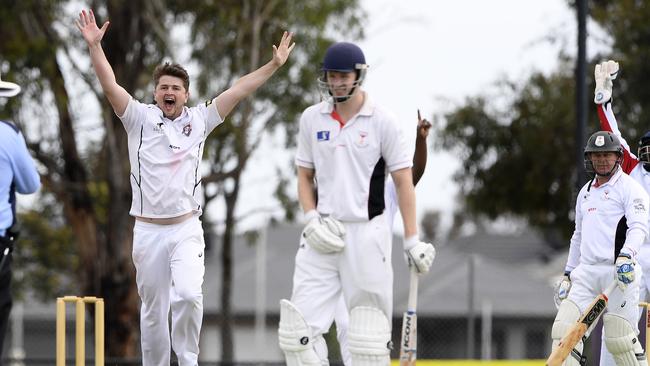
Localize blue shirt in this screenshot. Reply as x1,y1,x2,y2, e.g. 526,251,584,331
0,120,40,236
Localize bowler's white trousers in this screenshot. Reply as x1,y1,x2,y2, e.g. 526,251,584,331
133,216,205,366
290,213,393,339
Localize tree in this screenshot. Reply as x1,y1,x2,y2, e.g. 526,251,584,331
437,1,650,248
0,0,364,360
436,60,583,248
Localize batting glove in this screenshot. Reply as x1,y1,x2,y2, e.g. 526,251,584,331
594,60,619,104
615,253,635,291
302,210,346,254
403,236,436,274
553,271,572,309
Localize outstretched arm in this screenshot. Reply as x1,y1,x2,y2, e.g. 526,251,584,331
412,109,431,186
215,31,295,119
594,60,639,173
76,9,130,116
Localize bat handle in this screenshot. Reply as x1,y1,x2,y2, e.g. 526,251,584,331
407,271,418,312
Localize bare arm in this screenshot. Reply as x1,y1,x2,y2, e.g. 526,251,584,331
215,31,295,119
297,166,317,213
76,9,130,116
412,109,431,185
392,167,418,238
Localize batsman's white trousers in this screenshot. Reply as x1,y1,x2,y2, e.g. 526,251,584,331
290,212,393,341
567,263,641,351
133,216,205,366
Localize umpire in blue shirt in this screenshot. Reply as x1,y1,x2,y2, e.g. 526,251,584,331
0,74,40,361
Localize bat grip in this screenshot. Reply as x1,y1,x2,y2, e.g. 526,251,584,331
407,271,418,312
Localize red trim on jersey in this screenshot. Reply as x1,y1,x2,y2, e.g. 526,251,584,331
596,104,639,174
330,110,345,128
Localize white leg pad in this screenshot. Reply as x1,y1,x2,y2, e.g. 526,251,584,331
603,313,647,366
551,299,585,366
348,306,391,366
278,299,328,366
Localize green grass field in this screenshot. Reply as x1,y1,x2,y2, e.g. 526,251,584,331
391,361,544,366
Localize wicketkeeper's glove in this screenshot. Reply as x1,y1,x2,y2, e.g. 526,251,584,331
302,210,346,253
403,236,436,274
615,253,635,291
594,60,619,104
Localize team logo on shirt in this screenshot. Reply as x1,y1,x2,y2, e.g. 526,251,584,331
316,130,330,141
633,198,647,214
356,130,369,147
182,123,192,137
153,122,165,134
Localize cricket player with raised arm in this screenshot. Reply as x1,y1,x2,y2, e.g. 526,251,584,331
76,9,295,366
277,42,435,366
551,127,650,366
591,60,650,366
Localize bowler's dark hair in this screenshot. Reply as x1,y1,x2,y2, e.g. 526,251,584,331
153,62,190,91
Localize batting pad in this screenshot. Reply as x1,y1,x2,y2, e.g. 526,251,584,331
278,300,327,366
348,306,391,366
603,313,648,366
551,299,584,366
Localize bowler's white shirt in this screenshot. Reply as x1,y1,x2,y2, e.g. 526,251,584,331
566,167,649,271
118,98,223,218
295,95,411,222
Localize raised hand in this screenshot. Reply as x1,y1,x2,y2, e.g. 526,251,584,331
75,9,110,46
417,109,432,139
272,31,296,68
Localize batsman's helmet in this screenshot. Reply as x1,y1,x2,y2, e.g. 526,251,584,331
318,42,369,104
638,131,650,172
584,130,623,177
321,42,367,73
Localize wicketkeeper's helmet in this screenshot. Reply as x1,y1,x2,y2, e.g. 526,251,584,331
638,131,650,172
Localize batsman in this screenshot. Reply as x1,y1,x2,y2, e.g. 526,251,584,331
551,127,650,365
278,42,435,365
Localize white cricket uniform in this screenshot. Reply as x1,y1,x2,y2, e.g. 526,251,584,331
119,97,223,366
598,101,650,366
292,95,411,345
563,166,649,366
334,179,399,365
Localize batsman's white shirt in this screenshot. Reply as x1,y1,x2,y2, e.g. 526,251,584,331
295,96,411,222
565,167,649,272
118,98,223,218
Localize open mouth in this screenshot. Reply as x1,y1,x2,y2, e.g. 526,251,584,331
164,96,175,107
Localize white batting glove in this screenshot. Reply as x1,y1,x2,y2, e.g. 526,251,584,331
302,210,346,254
403,236,436,274
615,253,635,291
553,271,572,309
594,60,619,104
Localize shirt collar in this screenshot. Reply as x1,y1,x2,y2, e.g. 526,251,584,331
591,165,623,188
318,92,375,116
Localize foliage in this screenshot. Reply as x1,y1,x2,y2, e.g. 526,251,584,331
436,58,584,248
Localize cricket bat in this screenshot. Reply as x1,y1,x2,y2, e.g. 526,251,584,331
546,280,618,366
400,271,419,365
